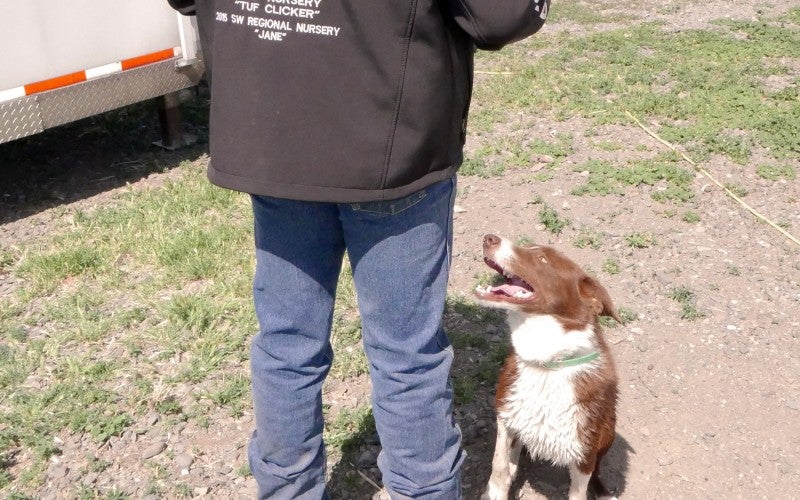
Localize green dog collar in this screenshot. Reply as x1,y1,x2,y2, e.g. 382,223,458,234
543,351,599,369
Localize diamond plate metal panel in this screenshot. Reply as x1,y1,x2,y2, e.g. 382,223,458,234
0,97,44,143
0,59,203,145
38,59,203,129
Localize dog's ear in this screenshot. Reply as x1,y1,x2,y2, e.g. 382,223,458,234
579,276,621,324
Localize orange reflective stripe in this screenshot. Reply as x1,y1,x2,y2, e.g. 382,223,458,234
121,48,176,70
16,48,177,97
24,71,87,94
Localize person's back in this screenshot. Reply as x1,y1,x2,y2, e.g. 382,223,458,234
193,0,548,202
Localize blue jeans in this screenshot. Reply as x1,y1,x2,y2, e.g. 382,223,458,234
248,177,464,499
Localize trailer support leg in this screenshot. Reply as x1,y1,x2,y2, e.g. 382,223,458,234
153,91,196,150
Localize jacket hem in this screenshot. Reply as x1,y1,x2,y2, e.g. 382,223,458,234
206,161,459,204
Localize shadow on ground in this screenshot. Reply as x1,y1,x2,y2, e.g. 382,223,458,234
505,433,632,499
0,93,209,226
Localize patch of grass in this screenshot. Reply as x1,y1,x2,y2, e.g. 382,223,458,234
591,140,625,151
173,483,193,497
571,154,694,202
682,210,701,223
0,343,35,391
105,487,130,500
625,232,657,248
83,413,132,443
573,228,604,249
0,469,12,490
618,307,638,325
450,332,490,350
0,247,16,271
474,14,800,163
84,455,111,474
602,259,621,275
329,319,368,380
472,343,510,389
15,246,107,295
570,160,622,196
538,205,571,234
600,307,637,328
548,3,626,24
516,235,536,247
460,144,506,177
461,134,572,178
668,285,706,320
530,133,575,160
756,163,796,181
453,375,481,404
724,183,748,198
324,405,376,453
236,462,252,478
156,225,244,280
155,396,183,416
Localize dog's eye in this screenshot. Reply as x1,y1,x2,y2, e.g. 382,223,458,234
540,256,548,264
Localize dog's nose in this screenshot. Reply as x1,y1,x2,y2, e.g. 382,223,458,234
483,234,501,249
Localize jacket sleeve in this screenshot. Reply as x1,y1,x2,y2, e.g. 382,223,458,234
444,0,550,50
166,0,196,16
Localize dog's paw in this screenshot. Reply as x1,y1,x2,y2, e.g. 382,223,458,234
480,484,508,500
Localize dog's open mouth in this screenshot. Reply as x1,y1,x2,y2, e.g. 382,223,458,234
474,257,536,302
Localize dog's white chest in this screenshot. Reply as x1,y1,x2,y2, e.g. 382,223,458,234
499,363,586,466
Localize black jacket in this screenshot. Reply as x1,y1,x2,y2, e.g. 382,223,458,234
188,0,549,202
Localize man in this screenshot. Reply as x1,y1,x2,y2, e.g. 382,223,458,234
169,1,549,498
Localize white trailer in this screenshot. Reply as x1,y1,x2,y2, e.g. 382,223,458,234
0,0,204,147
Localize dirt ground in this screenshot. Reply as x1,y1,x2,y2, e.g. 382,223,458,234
2,1,799,498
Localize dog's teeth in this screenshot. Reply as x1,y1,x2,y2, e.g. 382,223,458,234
514,290,532,298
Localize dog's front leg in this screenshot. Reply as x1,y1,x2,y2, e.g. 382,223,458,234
481,419,517,500
567,462,592,500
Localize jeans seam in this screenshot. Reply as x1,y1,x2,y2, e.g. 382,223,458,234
349,190,428,216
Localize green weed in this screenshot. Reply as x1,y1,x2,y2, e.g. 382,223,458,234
625,232,657,248
236,462,252,478
599,307,637,328
571,154,694,202
602,259,621,275
461,134,572,178
668,285,706,320
618,308,639,325
173,483,193,498
682,211,701,223
539,205,571,234
573,228,604,249
756,163,796,181
724,183,748,198
324,405,376,453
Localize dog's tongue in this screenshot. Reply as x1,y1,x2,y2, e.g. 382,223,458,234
491,283,530,296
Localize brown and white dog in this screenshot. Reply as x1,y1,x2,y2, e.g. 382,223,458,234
474,234,620,500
